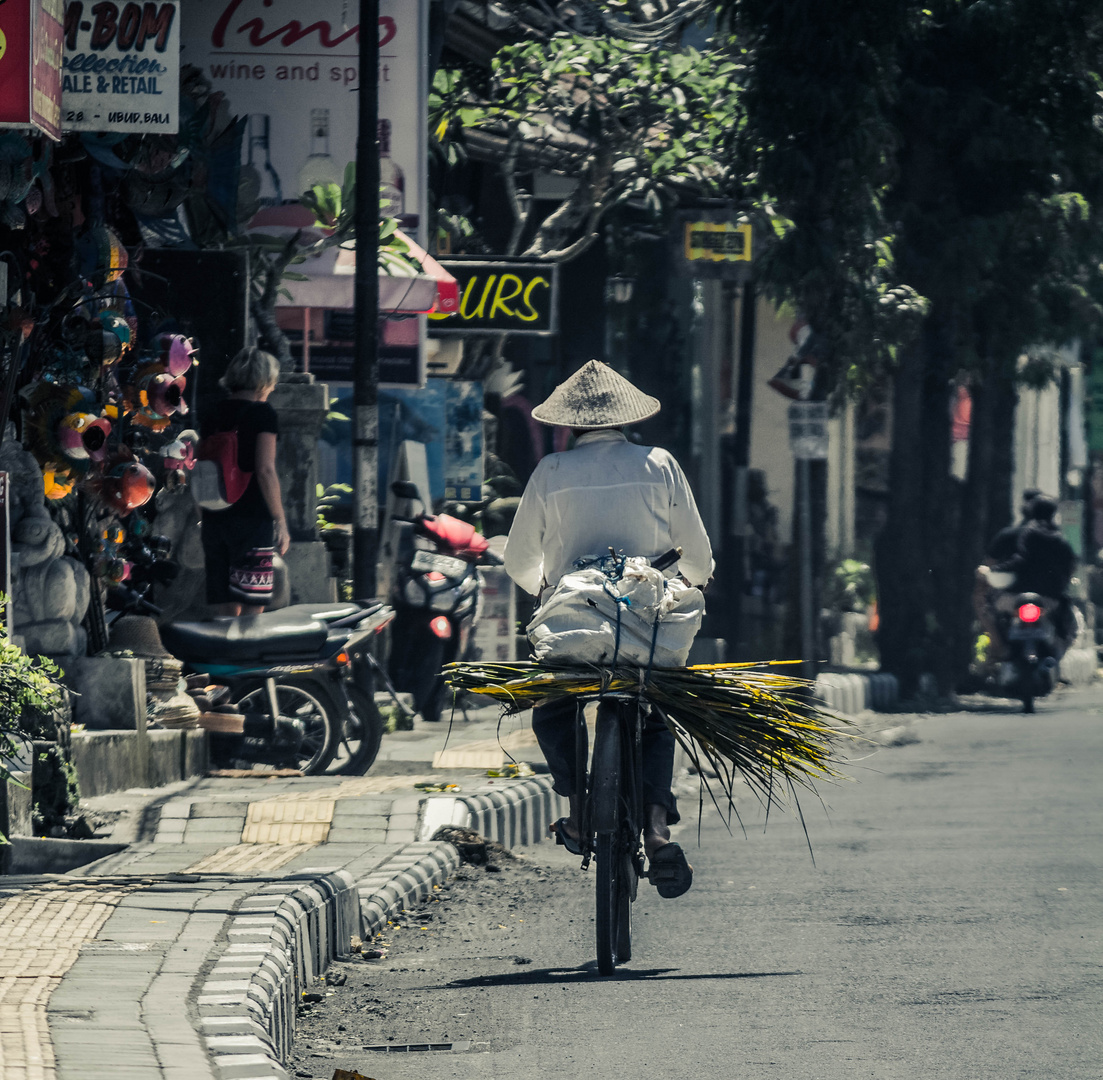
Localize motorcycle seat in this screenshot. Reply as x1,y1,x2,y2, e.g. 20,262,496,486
161,612,328,662
281,602,362,622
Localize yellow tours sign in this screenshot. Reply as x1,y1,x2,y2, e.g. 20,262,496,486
431,259,559,335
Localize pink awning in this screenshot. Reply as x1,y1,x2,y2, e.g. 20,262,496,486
248,207,458,315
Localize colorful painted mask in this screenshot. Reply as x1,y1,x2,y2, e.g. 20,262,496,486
103,461,155,513
57,412,111,461
158,334,197,377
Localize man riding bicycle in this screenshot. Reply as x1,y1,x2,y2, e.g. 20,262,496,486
504,360,713,899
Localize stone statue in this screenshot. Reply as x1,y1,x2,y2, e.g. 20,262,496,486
0,426,90,657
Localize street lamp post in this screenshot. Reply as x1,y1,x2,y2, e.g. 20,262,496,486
353,0,380,600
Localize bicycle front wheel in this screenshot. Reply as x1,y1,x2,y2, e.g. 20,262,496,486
592,712,631,975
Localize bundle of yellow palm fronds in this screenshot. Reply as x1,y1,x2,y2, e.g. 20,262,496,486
445,660,860,812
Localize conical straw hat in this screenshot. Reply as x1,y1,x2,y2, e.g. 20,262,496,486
531,360,660,428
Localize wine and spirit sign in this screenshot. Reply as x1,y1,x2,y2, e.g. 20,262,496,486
61,0,179,132
182,0,427,235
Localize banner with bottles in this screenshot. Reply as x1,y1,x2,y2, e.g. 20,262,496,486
181,0,427,236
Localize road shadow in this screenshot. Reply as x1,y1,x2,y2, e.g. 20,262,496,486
423,965,803,989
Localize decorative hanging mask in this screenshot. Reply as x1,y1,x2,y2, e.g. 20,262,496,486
102,461,155,514
57,411,112,461
157,334,198,377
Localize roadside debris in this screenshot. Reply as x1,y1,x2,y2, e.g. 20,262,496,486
431,826,515,867
487,762,535,778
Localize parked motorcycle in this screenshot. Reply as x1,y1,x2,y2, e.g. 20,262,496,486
387,480,503,722
996,591,1061,714
158,602,392,774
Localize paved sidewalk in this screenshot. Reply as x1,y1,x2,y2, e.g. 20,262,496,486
2,679,904,1079
1,707,569,1080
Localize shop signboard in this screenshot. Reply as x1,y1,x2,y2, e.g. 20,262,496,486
473,566,516,662
430,259,559,335
788,401,829,460
61,0,180,132
0,0,64,140
672,211,753,280
182,0,427,236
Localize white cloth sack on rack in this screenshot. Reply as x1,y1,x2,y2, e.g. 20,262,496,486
527,556,704,667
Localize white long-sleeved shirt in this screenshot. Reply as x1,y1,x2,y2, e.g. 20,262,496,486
503,429,714,596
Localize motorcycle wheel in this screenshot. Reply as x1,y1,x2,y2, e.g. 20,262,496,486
333,685,385,775
234,679,338,775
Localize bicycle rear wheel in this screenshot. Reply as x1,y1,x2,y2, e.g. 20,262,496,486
592,707,632,975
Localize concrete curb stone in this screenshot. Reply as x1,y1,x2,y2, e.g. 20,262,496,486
815,671,899,715
1059,647,1097,688
416,774,569,847
195,870,357,1080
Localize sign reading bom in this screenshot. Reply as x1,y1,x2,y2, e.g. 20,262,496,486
61,0,179,132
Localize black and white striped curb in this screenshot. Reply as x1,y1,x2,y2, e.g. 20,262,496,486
815,671,899,715
188,780,569,1078
417,774,570,849
356,841,463,936
194,870,358,1080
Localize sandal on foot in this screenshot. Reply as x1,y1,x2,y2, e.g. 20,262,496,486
551,817,584,857
648,842,693,898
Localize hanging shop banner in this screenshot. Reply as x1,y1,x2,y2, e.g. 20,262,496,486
376,380,483,504
182,0,427,236
430,260,559,335
61,0,179,132
443,380,483,501
672,211,753,280
0,0,64,140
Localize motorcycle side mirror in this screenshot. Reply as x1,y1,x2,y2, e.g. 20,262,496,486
391,480,421,500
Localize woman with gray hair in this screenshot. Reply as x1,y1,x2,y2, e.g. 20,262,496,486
200,347,290,615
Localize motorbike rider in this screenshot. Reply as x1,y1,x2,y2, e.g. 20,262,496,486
998,495,1078,655
986,488,1041,563
504,360,713,899
974,488,1041,658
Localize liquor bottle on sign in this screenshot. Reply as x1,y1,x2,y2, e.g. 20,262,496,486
243,114,283,207
297,108,343,194
379,119,405,218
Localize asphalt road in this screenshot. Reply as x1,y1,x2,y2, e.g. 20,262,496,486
291,687,1103,1080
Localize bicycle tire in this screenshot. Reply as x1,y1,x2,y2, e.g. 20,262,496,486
592,711,630,975
336,684,385,775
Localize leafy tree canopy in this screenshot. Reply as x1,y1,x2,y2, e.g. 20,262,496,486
431,32,744,259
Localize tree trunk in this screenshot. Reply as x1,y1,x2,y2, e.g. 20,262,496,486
875,315,960,695
946,366,1018,686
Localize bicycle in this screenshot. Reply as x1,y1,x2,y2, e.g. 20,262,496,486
570,689,647,975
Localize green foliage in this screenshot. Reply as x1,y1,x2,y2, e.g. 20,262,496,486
431,33,743,258
316,483,353,530
0,599,67,841
721,0,1103,384
828,559,876,612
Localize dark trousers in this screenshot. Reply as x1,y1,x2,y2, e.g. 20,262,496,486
531,697,680,825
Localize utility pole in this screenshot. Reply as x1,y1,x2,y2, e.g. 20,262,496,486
728,279,756,657
353,0,380,600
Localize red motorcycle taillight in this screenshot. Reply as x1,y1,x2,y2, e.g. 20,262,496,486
1018,603,1042,623
429,616,452,639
